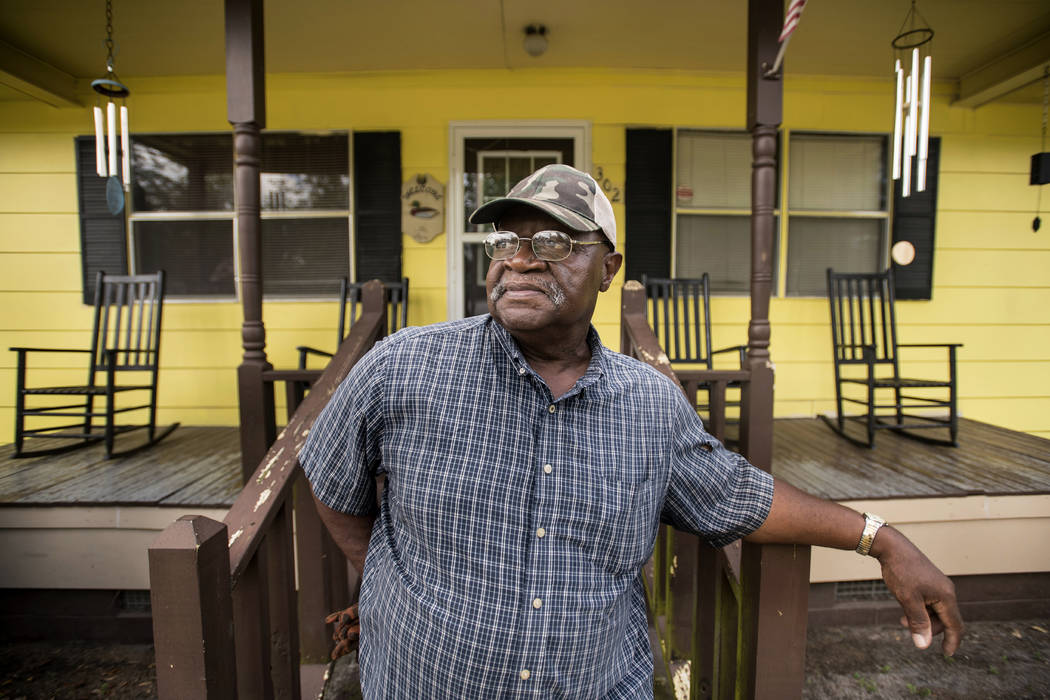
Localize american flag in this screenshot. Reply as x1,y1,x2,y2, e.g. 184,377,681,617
779,0,808,43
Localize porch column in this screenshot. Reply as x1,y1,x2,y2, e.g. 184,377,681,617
739,1,812,698
226,0,275,480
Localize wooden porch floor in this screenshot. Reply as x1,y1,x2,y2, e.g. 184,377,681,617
1,418,1048,508
0,426,242,508
771,417,1050,501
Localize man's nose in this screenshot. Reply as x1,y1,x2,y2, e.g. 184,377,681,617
505,239,545,270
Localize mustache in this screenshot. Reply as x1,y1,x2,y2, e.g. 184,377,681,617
489,278,567,308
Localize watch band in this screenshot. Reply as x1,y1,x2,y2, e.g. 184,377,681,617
855,512,887,556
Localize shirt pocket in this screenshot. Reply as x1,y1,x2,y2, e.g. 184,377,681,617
560,470,660,577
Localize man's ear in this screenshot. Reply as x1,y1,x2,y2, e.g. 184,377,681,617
599,251,624,292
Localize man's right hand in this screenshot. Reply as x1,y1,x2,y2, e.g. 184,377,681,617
872,527,964,656
325,604,360,660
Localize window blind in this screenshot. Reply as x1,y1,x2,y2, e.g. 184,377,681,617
789,134,885,212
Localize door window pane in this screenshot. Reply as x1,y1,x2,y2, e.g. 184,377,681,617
462,138,574,233
459,137,575,318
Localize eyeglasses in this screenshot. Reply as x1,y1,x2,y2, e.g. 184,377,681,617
483,230,603,262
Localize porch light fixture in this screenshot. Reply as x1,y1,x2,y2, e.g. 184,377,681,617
523,25,548,58
91,0,131,212
891,0,933,198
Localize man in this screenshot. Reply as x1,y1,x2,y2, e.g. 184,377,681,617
301,164,962,698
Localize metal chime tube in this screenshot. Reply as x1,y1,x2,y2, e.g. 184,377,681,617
892,59,903,180
93,106,106,177
107,101,117,178
918,54,932,191
120,105,130,189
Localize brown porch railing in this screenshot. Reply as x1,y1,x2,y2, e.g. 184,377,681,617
621,281,810,699
148,281,388,699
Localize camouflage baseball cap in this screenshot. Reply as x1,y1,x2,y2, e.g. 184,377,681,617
469,164,617,249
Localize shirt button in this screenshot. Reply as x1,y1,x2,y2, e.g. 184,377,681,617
548,404,556,413
520,669,531,680
536,527,546,538
543,464,552,474
532,598,543,609
518,367,526,375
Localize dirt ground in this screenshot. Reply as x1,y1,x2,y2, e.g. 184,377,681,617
0,618,1047,699
0,641,155,699
803,619,1050,699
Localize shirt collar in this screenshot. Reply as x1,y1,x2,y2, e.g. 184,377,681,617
487,315,607,396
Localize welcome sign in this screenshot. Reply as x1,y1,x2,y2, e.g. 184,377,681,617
402,174,445,243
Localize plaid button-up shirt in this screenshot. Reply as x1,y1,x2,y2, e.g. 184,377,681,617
301,315,773,698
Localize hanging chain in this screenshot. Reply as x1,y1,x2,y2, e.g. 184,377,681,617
104,0,115,73
1042,65,1048,153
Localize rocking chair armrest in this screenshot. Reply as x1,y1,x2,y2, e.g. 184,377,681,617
898,343,962,361
897,343,963,348
711,344,748,367
296,345,334,370
9,346,92,354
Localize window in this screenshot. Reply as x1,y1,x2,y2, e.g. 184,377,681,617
673,131,777,293
128,132,350,298
666,130,889,296
785,133,888,296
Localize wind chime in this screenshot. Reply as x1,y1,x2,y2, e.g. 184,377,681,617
90,0,131,215
891,0,933,198
1031,67,1049,232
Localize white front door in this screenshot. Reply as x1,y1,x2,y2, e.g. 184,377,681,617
448,122,590,320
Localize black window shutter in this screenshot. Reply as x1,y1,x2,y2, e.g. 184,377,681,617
891,136,940,300
75,136,128,304
353,131,402,282
624,129,673,283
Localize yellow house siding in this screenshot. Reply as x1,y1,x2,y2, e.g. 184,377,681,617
0,69,1046,442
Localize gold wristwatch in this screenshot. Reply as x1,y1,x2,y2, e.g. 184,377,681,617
855,512,887,556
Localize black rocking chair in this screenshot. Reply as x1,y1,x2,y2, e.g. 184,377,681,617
11,271,178,458
822,267,961,448
641,274,747,440
296,277,409,370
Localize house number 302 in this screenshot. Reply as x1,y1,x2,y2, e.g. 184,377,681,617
592,166,622,202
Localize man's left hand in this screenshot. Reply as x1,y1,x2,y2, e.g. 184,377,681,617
872,527,964,656
325,604,360,660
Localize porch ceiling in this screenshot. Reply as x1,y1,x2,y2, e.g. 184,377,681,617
0,0,1048,105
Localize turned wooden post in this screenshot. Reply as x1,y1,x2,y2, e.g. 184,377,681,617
739,2,812,698
227,0,275,482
